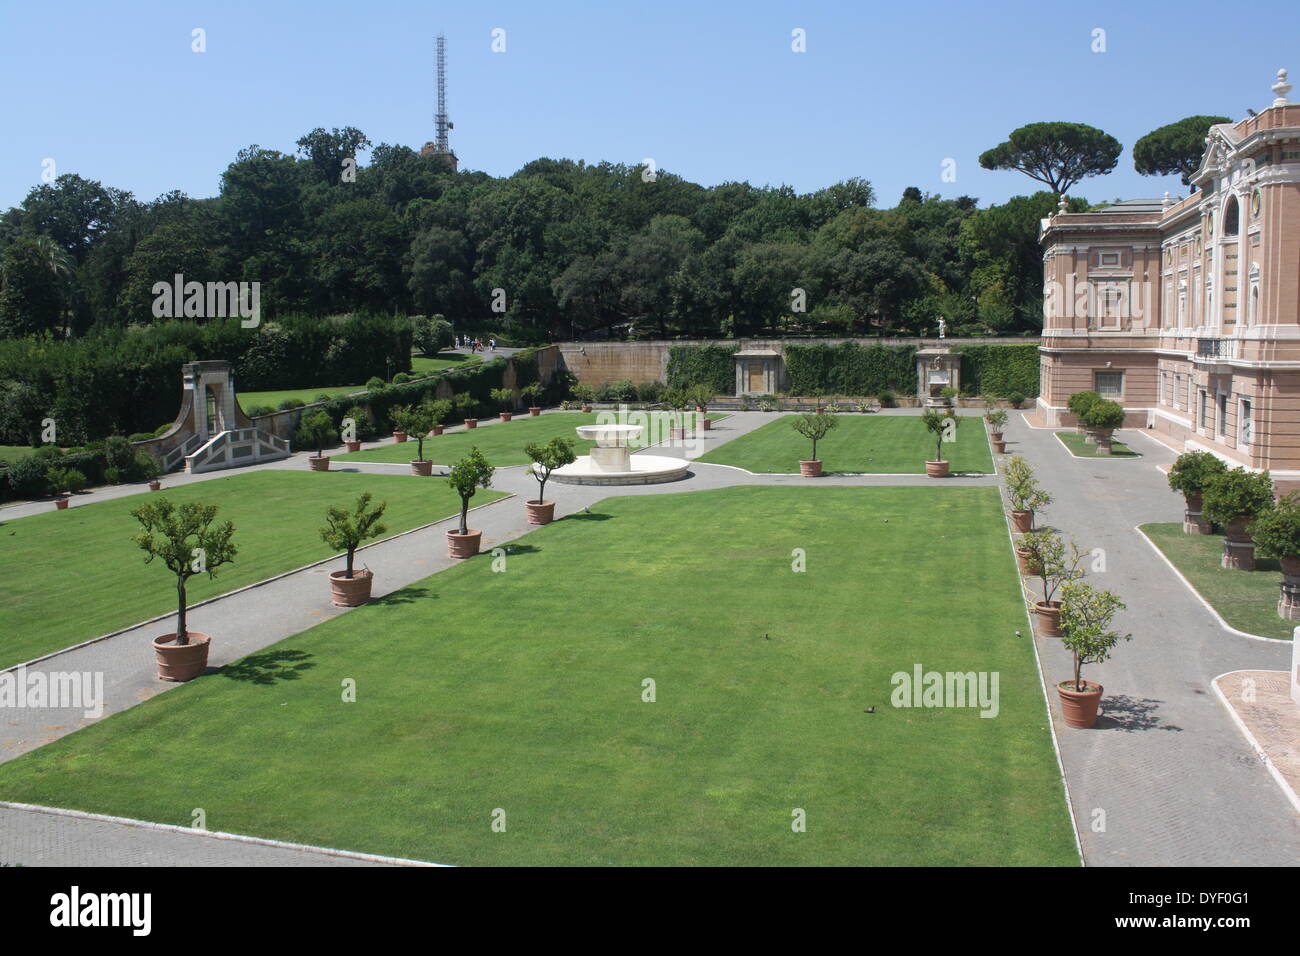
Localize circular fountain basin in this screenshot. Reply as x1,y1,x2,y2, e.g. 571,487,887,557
553,421,687,485
574,423,643,445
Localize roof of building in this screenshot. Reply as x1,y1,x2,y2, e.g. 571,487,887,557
1089,198,1169,214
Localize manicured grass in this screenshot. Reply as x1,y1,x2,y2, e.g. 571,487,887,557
339,411,728,468
0,445,37,463
0,485,1076,866
1054,431,1141,459
238,384,363,410
410,352,479,376
698,415,994,474
0,471,506,668
1141,522,1293,640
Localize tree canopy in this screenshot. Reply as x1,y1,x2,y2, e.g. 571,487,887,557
980,122,1122,195
1132,115,1230,185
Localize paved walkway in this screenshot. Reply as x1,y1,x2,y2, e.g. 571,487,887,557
1006,415,1300,866
5,406,1296,865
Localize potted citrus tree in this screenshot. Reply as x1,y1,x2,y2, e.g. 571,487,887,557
341,404,370,452
320,492,388,606
523,436,577,524
1057,581,1131,729
921,408,957,477
1018,529,1085,637
425,398,452,436
133,450,162,491
297,411,338,471
392,405,436,475
987,408,1008,453
1203,467,1274,570
1005,455,1052,532
664,388,690,440
490,386,515,422
47,466,86,509
131,499,236,681
688,384,714,430
1168,450,1227,534
1250,492,1300,620
572,384,595,414
522,382,544,417
1080,398,1125,454
455,391,479,429
791,412,837,477
446,447,495,558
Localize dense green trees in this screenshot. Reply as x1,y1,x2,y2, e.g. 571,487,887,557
0,131,1121,344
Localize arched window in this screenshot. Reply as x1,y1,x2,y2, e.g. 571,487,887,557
1223,195,1240,237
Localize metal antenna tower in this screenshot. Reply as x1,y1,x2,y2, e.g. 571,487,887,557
434,34,450,153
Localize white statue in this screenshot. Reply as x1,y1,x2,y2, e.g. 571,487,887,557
937,317,947,340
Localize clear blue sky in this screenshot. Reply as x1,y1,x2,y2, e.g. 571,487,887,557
2,0,1297,212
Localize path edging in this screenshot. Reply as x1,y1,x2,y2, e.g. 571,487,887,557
1208,671,1300,814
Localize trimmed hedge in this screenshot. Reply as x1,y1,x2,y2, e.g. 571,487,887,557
784,343,917,396
666,345,738,395
953,344,1039,398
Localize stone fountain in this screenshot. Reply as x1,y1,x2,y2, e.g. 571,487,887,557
550,421,689,486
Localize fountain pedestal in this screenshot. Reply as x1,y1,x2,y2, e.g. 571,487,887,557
551,421,689,486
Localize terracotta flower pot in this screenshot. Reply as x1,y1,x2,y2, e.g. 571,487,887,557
344,440,362,452
447,528,482,559
695,405,706,413
1281,555,1300,578
1034,600,1062,637
992,440,1007,453
699,418,712,431
308,455,331,472
925,460,950,478
55,497,69,510
328,568,373,607
1058,680,1103,729
669,426,687,440
431,425,444,436
800,459,823,477
528,407,541,417
1010,509,1034,533
580,405,592,413
153,631,211,682
500,412,512,422
410,459,433,476
990,431,1003,442
1181,493,1211,533
394,431,408,443
526,500,556,525
148,480,162,491
1222,516,1255,570
1016,547,1041,575
464,418,478,429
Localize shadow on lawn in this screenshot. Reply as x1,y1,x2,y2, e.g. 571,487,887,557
1095,694,1183,733
373,586,435,606
221,649,316,685
564,511,612,522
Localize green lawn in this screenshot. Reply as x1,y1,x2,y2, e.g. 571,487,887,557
1141,522,1293,640
0,485,1076,866
1054,431,1141,459
238,384,363,411
0,445,37,463
339,411,728,468
410,352,479,376
0,470,506,668
698,415,994,475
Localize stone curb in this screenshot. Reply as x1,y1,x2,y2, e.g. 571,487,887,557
1208,671,1300,814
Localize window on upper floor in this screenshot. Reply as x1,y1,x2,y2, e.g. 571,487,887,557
1223,195,1240,237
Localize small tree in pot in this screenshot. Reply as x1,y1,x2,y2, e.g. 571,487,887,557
1057,581,1131,729
1202,467,1274,571
687,384,714,429
1017,529,1086,636
423,398,452,436
131,499,236,681
340,404,373,451
1079,398,1125,453
47,466,86,509
1167,450,1227,534
297,411,338,471
392,405,437,475
522,382,544,416
1249,492,1300,620
523,436,577,525
454,391,479,428
320,492,388,606
490,386,516,422
987,408,1008,452
446,447,495,558
572,384,596,413
921,408,957,477
791,412,837,477
663,388,690,440
1005,455,1052,531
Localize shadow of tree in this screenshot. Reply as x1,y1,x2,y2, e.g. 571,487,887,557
564,511,612,521
1095,694,1183,732
495,543,541,555
221,649,316,685
373,586,435,606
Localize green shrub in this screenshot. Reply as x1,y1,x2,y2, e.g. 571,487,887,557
294,411,338,457
1067,391,1100,419
1249,492,1300,560
597,380,636,403
153,423,172,437
278,398,306,411
131,450,161,482
1202,468,1274,525
6,456,49,498
877,389,896,408
365,376,386,391
636,381,665,404
127,432,155,443
1080,399,1124,429
785,343,916,397
413,315,454,357
1168,451,1228,498
953,344,1040,398
392,372,412,385
105,466,124,485
46,466,86,496
1007,392,1026,409
244,405,274,418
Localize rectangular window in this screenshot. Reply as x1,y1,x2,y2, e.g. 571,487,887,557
1217,393,1228,438
1095,371,1123,398
1174,374,1182,409
1241,398,1252,445
1199,390,1208,431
